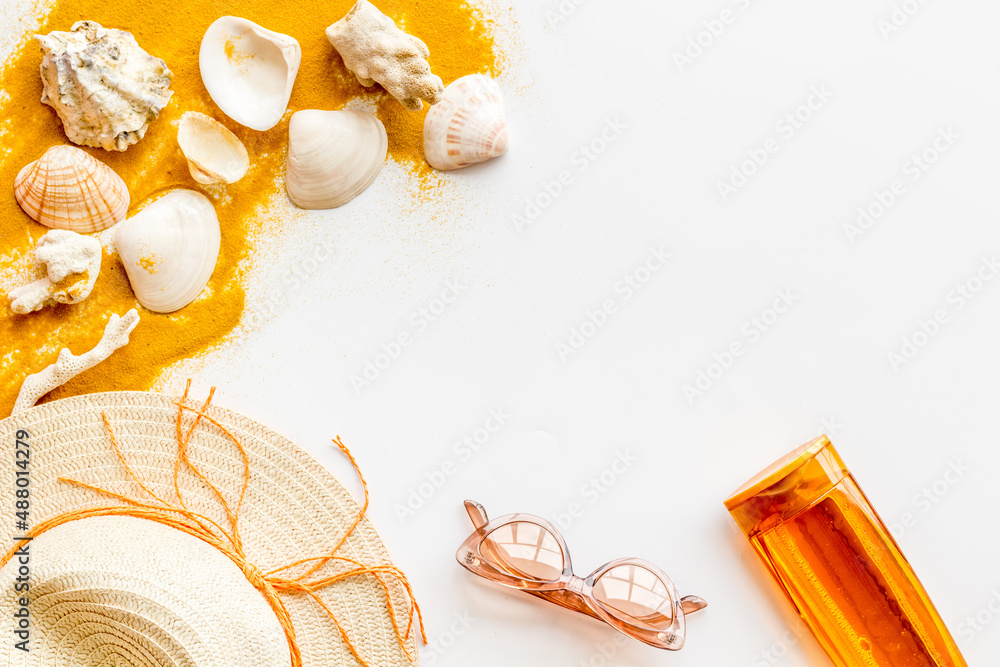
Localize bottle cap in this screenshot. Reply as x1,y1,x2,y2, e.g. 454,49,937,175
724,435,849,537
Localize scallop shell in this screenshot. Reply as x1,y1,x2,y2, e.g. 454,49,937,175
114,190,221,313
423,74,509,171
14,145,130,232
285,110,388,209
177,112,250,185
199,17,301,131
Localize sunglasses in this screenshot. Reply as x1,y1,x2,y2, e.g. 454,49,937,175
456,500,707,650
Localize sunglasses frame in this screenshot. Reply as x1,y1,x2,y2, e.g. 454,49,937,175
456,500,706,650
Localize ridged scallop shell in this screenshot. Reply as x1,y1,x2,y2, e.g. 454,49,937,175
200,17,301,131
114,190,220,313
423,74,509,171
177,112,250,185
14,145,130,232
285,110,387,209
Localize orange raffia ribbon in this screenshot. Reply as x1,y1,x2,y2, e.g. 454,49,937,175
0,381,426,667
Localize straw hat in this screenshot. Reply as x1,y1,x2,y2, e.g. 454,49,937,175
0,390,420,667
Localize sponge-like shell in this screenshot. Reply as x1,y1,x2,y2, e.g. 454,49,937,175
14,145,130,232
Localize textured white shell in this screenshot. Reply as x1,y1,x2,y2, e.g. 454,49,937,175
423,75,509,171
326,0,444,111
14,145,130,232
200,17,301,131
7,230,102,314
177,111,250,185
114,190,221,313
36,21,173,151
286,110,388,209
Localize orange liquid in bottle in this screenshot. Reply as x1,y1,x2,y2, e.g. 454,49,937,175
727,437,967,667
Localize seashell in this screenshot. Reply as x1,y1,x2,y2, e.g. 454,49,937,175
37,21,173,151
8,230,102,314
177,112,250,185
200,17,301,131
424,75,509,171
14,145,130,232
114,190,221,313
13,309,139,414
285,110,388,209
326,0,444,111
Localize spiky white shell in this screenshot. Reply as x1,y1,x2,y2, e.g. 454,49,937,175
423,74,509,171
14,145,130,232
114,190,220,313
177,112,250,185
200,17,301,131
285,110,388,210
36,21,173,151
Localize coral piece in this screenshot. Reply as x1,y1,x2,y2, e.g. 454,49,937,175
15,145,131,232
114,190,221,313
12,309,139,414
37,21,173,151
8,230,102,314
424,74,509,171
177,112,250,185
286,110,387,209
199,17,301,131
326,0,444,111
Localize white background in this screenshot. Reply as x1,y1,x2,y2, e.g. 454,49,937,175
6,0,1000,665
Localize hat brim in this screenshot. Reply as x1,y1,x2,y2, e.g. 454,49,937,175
0,390,417,667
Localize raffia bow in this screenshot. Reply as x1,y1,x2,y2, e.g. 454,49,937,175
1,381,426,667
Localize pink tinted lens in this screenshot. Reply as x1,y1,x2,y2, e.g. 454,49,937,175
482,521,565,582
592,564,674,630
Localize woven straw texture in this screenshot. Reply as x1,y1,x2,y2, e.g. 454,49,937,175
0,391,417,667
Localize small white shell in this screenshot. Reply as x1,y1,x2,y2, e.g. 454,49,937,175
285,110,388,209
14,145,130,232
199,17,301,131
177,112,250,185
423,74,509,171
114,190,221,313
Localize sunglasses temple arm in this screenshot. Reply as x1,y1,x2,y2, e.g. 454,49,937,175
464,500,489,529
681,595,708,615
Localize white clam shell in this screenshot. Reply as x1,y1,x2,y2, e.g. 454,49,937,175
423,74,509,171
14,145,130,232
114,190,221,313
177,112,250,185
285,109,388,209
199,17,301,131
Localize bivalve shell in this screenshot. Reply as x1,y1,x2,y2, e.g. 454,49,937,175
14,145,130,232
423,74,509,171
286,110,388,209
177,112,250,185
200,17,301,131
114,190,221,313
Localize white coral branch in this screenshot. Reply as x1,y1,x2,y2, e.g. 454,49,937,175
326,0,444,111
12,309,140,415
